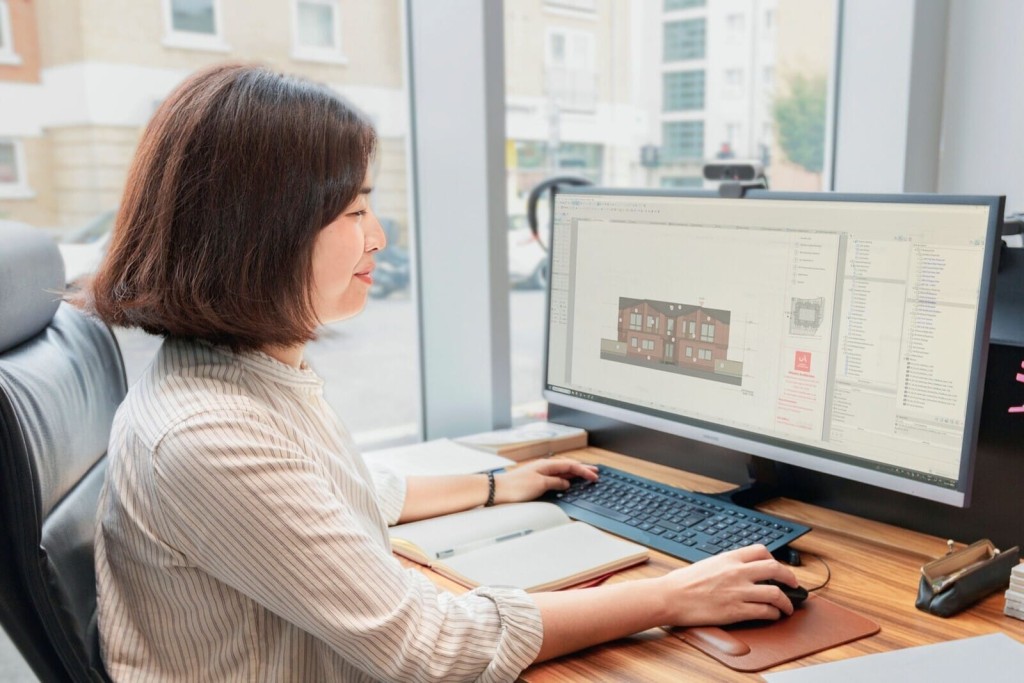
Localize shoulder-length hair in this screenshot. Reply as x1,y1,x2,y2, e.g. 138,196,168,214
85,63,377,350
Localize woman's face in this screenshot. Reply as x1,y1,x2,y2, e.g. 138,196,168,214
310,177,386,324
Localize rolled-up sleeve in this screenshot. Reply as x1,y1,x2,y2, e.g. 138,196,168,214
366,462,406,525
150,409,543,682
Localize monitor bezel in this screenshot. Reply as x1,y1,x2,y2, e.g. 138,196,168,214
541,188,1005,507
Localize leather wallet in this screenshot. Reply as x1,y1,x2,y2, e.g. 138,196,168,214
915,540,1020,617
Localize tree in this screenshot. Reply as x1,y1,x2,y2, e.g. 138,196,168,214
773,73,827,174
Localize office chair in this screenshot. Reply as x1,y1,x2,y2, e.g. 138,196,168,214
0,222,124,682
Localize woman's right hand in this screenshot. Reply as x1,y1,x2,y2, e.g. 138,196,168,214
655,544,799,626
532,543,800,662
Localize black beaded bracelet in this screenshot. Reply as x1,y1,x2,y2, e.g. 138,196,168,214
484,471,496,507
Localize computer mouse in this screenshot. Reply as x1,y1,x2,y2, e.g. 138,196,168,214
757,579,809,608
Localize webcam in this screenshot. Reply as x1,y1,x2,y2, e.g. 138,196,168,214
702,160,765,182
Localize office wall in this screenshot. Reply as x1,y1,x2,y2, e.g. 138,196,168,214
833,0,1024,212
938,0,1024,211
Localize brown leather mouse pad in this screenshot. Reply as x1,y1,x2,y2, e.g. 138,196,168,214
667,595,881,672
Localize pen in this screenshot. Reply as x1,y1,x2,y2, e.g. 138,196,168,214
435,529,533,560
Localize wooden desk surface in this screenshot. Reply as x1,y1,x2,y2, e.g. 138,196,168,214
407,447,1024,681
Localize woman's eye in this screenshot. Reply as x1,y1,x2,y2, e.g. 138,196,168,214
350,210,367,217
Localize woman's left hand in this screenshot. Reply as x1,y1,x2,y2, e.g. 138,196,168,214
493,458,599,505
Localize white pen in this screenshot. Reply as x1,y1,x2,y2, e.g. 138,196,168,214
435,529,533,560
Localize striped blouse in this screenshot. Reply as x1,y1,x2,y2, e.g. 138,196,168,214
95,338,543,682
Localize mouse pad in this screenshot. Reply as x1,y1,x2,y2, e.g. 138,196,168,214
668,595,881,672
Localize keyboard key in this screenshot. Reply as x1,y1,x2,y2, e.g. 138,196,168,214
571,499,632,523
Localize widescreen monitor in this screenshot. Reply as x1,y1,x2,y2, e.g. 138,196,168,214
544,189,1004,506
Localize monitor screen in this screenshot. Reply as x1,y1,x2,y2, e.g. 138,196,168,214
544,189,1004,506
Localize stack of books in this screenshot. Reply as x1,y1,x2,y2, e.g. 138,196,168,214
1006,563,1024,620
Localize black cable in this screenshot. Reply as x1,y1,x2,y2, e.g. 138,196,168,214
801,551,831,592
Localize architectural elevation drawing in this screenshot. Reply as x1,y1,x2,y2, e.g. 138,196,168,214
601,298,743,385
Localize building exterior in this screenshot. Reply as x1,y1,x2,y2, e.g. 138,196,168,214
0,0,408,235
503,0,647,208
605,297,741,382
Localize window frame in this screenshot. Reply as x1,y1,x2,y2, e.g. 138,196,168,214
161,0,229,52
0,0,20,65
291,0,348,65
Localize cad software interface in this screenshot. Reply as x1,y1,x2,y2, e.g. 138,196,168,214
545,192,995,495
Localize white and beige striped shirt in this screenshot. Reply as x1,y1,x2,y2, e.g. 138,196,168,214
95,338,543,682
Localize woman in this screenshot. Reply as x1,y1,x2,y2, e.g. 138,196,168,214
89,64,797,682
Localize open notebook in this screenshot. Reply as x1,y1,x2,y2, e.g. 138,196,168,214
389,502,649,592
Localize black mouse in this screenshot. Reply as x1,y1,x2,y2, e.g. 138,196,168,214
758,579,809,608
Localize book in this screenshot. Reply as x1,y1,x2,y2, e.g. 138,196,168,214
455,422,588,462
389,501,649,592
362,438,514,477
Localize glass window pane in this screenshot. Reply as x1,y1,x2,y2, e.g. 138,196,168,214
171,0,216,35
7,3,419,450
504,2,837,419
663,70,705,111
297,2,335,49
664,18,705,61
665,0,705,10
172,0,216,35
0,141,17,183
663,121,704,161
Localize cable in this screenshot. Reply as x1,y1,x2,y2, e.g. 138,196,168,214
801,551,832,592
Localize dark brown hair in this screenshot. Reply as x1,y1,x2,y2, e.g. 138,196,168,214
85,63,377,350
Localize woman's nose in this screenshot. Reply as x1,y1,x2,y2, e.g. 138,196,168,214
367,215,386,253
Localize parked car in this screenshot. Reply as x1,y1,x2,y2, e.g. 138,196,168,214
508,214,547,290
57,209,117,287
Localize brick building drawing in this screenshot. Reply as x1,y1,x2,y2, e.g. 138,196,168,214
600,297,743,385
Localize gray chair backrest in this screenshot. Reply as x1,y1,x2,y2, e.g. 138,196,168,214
0,222,125,682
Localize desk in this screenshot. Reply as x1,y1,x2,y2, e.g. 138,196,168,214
403,447,1024,681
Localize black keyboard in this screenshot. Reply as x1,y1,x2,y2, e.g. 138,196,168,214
544,465,809,564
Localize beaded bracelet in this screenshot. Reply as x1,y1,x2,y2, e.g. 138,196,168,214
484,471,496,507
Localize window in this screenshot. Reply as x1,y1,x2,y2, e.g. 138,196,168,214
725,121,741,145
698,348,712,360
163,0,227,51
663,70,705,111
502,1,837,422
664,19,705,62
292,0,345,63
647,315,658,331
631,337,638,347
685,346,693,357
664,0,705,10
667,319,674,334
0,0,20,65
0,139,30,198
630,312,642,330
642,339,655,351
688,321,696,336
701,322,715,342
545,28,597,111
662,120,704,161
